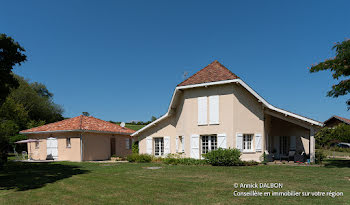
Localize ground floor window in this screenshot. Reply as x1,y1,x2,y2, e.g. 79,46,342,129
66,138,71,148
243,134,253,152
154,137,164,156
177,136,184,153
35,140,39,149
201,135,217,154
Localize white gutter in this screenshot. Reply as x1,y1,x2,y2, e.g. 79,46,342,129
132,79,323,136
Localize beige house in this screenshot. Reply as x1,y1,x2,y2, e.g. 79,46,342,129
132,61,323,162
20,115,135,161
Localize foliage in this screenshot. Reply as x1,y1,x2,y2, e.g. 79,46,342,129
162,154,207,165
241,160,259,166
0,34,27,105
309,39,350,108
203,148,242,166
82,112,90,117
126,154,152,163
315,123,350,147
315,150,326,164
132,141,139,154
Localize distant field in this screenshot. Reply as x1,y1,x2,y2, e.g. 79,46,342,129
116,123,145,131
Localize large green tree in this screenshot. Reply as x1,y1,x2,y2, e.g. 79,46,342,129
309,39,350,108
0,34,27,105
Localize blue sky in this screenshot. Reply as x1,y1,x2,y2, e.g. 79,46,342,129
3,0,350,122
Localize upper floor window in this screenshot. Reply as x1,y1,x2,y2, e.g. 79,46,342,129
201,135,217,154
198,96,219,126
154,137,164,156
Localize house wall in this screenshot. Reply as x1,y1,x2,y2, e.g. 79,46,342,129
26,132,81,161
138,83,265,161
25,132,133,161
83,133,133,161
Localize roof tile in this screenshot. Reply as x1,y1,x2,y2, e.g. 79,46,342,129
177,60,239,86
20,115,135,134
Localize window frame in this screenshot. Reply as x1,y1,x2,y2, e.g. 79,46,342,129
154,137,164,156
66,137,71,148
201,135,217,154
243,134,253,152
35,140,39,149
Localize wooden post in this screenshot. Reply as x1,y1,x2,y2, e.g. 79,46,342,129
310,127,315,163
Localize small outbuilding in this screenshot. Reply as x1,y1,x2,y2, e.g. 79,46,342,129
20,115,135,161
324,115,350,128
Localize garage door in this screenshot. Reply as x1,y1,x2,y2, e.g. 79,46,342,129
47,137,58,159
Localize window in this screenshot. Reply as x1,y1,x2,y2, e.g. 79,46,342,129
243,134,253,152
201,135,217,154
35,141,39,149
126,138,132,150
66,138,71,148
177,136,184,153
154,137,164,156
198,96,219,126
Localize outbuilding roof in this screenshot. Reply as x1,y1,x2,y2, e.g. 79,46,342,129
20,115,135,135
324,115,350,125
177,60,239,86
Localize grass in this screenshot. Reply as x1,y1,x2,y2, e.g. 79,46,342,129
0,159,349,204
116,123,145,131
318,148,350,158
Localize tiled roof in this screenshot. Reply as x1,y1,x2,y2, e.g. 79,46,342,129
177,60,239,87
325,115,350,125
20,115,135,134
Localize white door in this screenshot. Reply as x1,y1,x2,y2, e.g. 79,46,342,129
47,137,58,159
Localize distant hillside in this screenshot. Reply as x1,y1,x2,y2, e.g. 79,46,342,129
116,123,145,131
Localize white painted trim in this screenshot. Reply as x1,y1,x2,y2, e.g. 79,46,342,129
131,79,323,137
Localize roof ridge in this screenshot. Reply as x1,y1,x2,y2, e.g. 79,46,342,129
177,60,239,87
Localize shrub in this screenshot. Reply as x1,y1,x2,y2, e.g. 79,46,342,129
203,148,242,166
162,154,207,165
132,141,139,154
126,154,152,163
315,150,326,164
242,160,259,166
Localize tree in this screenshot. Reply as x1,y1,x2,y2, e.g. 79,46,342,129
0,34,27,105
82,112,90,117
309,39,350,108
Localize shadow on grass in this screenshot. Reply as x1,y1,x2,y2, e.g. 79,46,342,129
324,159,350,168
0,161,89,191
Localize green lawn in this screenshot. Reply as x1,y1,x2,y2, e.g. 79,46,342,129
318,149,350,158
0,159,349,204
116,123,145,131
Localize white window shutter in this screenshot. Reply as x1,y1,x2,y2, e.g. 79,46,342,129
190,134,200,159
182,136,185,153
217,133,226,149
255,134,262,151
209,95,219,124
290,136,296,150
125,138,130,149
198,97,207,125
164,136,170,156
146,137,153,154
175,136,179,153
236,133,243,151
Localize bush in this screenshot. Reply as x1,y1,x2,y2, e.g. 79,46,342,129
242,160,259,166
126,154,152,163
315,150,326,164
132,141,139,154
203,148,242,166
162,154,207,165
